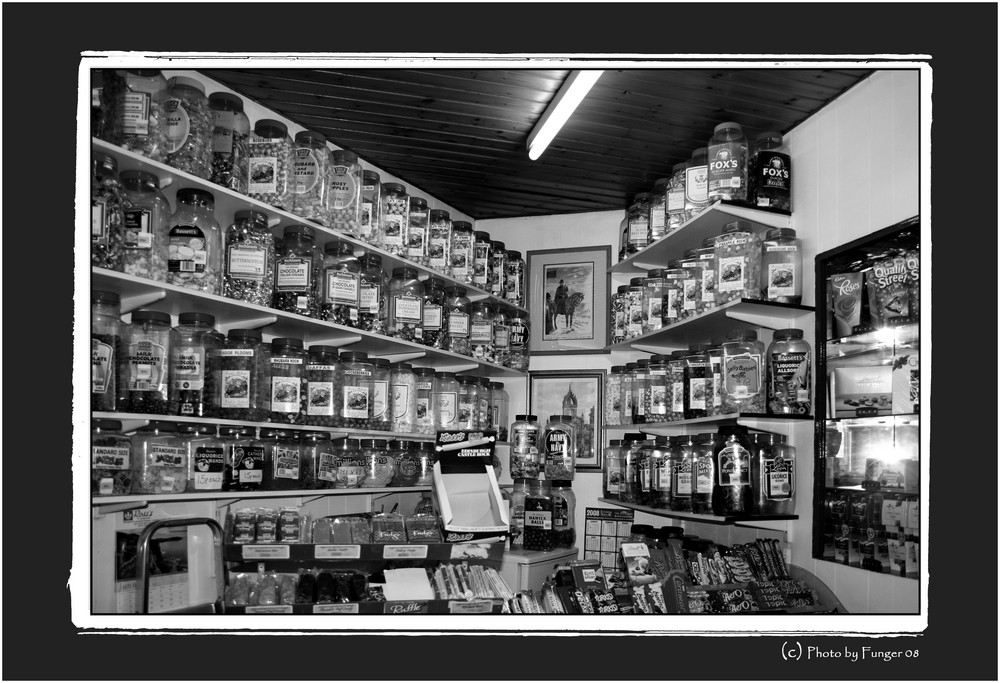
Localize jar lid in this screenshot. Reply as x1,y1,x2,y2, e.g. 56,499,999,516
608,439,622,446
553,414,574,422
714,121,742,133
390,439,412,450
436,371,456,379
344,438,362,448
272,337,304,351
382,182,406,194
550,480,572,488
395,363,414,372
699,432,717,444
331,149,358,164
515,414,537,421
636,358,650,368
629,277,645,286
672,161,689,172
489,381,504,389
652,177,670,189
139,420,177,433
445,285,468,296
722,219,754,233
625,362,638,370
254,119,288,138
709,336,726,347
177,311,216,327
413,367,437,376
660,525,685,537
755,130,783,144
690,146,708,158
177,188,215,205
282,224,315,240
655,436,673,447
688,343,710,353
304,430,332,440
234,209,270,226
630,524,655,535
130,309,171,325
340,351,370,362
358,253,383,268
125,69,162,78
177,422,218,435
425,276,446,289
645,268,663,279
260,428,294,439
610,365,625,372
669,350,688,359
772,328,804,340
414,441,435,452
624,432,645,442
119,169,161,189
702,236,717,248
682,248,698,259
208,91,244,112
94,153,118,171
169,76,205,94
474,231,491,241
93,418,123,431
429,209,450,221
726,329,758,342
371,358,390,367
363,170,381,183
295,130,327,147
456,375,476,384
361,438,389,448
92,290,120,306
632,192,650,202
765,227,797,240
616,285,629,293
392,266,419,279
228,328,262,341
307,344,339,357
324,240,354,254
506,250,522,260
409,196,428,209
648,354,668,364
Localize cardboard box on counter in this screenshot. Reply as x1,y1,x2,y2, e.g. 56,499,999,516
432,430,509,544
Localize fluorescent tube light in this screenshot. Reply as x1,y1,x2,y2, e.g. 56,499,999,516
527,69,604,161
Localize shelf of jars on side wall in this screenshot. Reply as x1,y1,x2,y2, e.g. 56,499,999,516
596,498,798,527
92,138,528,317
92,486,432,510
604,412,814,434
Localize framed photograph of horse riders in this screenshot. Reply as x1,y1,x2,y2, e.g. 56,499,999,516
526,245,611,354
528,369,605,470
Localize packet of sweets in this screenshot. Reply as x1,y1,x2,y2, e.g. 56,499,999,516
830,272,863,336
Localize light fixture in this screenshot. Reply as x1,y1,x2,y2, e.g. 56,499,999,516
526,69,604,161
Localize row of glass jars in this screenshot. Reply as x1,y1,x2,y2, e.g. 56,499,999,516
619,124,791,260
605,327,812,424
611,220,802,344
505,414,578,482
91,296,512,431
602,427,795,517
91,418,443,496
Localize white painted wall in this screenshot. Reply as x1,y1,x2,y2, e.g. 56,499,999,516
479,68,921,614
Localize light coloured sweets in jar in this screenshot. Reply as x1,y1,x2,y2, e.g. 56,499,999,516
713,220,763,305
428,209,452,275
159,76,213,180
327,149,362,235
92,154,128,271
720,329,766,414
119,170,171,282
288,130,330,224
248,119,293,209
223,209,276,307
167,188,222,295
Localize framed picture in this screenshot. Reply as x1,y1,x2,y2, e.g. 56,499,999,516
529,370,605,471
526,245,611,354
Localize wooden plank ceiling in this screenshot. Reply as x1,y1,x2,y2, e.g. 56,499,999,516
204,67,872,221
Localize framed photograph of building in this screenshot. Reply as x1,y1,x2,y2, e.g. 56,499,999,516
528,369,605,470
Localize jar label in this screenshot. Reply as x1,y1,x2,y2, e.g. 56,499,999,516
123,209,153,250
513,426,538,452
509,320,529,349
713,370,723,407
307,380,335,416
193,446,224,490
607,459,621,495
437,392,457,425
329,165,358,209
373,380,389,419
394,295,423,323
343,385,370,419
769,351,811,410
764,456,794,499
701,268,716,303
459,401,476,427
683,278,698,310
672,381,684,413
149,444,184,467
708,142,746,193
767,262,797,298
448,312,470,337
494,326,510,349
553,499,569,528
423,304,442,330
360,201,374,236
667,187,686,213
92,338,115,394
646,297,661,324
429,234,449,269
171,345,206,390
360,284,381,314
271,377,301,413
650,385,668,415
718,445,750,486
674,460,693,496
392,384,410,418
233,446,264,483
211,110,235,153
696,458,714,494
127,340,167,391
92,199,108,244
650,206,666,235
718,255,747,292
689,378,707,410
382,214,403,246
665,289,680,320
291,148,320,195
724,353,762,399
274,446,301,480
470,321,493,343
220,349,254,357
162,98,191,154
629,218,649,242
221,369,251,407
168,224,207,274
275,257,311,291
122,91,151,136
317,451,337,482
685,164,708,203
326,270,360,305
407,226,426,258
93,446,130,470
543,426,571,457
653,459,670,492
228,244,267,281
756,151,791,193
248,156,278,195
525,510,552,530
271,357,303,366
640,462,651,489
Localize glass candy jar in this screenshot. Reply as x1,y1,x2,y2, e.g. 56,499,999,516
541,415,577,481
489,240,508,298
92,419,133,496
417,276,447,349
119,170,171,281
132,420,187,494
721,329,766,414
268,337,307,424
762,227,803,304
358,253,389,335
370,358,393,432
379,182,409,255
508,311,530,371
713,220,763,305
339,352,375,429
707,121,749,205
428,209,452,274
224,209,275,306
207,92,250,194
159,76,213,180
469,302,495,363
212,328,270,422
168,311,220,418
321,240,361,327
92,290,124,412
167,188,222,294
359,170,381,244
273,224,321,318
388,267,424,341
406,196,430,265
450,221,475,285
390,363,418,434
303,345,340,427
505,249,526,307
120,309,172,414
413,368,438,435
92,153,127,271
248,118,293,208
445,285,472,355
327,149,362,235
288,130,330,224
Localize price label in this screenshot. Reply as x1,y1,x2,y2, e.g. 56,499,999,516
245,605,293,614
313,603,359,614
448,600,494,614
383,601,428,615
241,545,290,560
314,545,362,560
382,545,428,560
193,472,224,490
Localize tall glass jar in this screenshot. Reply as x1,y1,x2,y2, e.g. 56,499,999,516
288,130,329,224
339,352,374,429
445,285,472,355
632,360,650,425
413,367,437,435
693,245,717,312
220,425,265,493
272,224,321,318
712,425,754,516
261,427,302,491
611,285,627,344
505,249,526,307
406,196,430,265
692,432,717,514
767,328,812,415
328,149,362,235
105,69,168,159
413,442,436,487
510,414,541,479
179,423,223,493
626,277,645,339
678,254,703,319
456,376,481,429
646,354,669,423
208,92,250,194
469,302,495,363
169,311,220,417
92,153,127,271
509,478,530,550
434,372,460,430
92,290,123,412
292,432,319,490
303,431,334,489
707,121,749,205
132,421,187,494
669,434,697,512
541,415,577,481
751,131,791,212
618,433,645,503
491,305,512,367
605,367,623,427
321,240,361,327
388,267,424,341
268,337,306,424
642,269,664,333
391,363,418,433
212,328,270,421
721,329,767,414
224,209,275,306
92,419,133,496
634,439,656,507
359,170,381,245
490,240,508,298
450,221,475,285
714,220,763,305
119,170,171,281
490,382,510,441
685,147,710,218
248,119,293,208
167,188,222,294
159,76,212,179
379,182,409,255
428,209,452,274
662,264,687,325
627,192,651,254
550,480,577,548
332,437,365,489
523,480,556,552
667,351,687,422
648,177,669,244
621,363,636,426
357,253,389,335
473,231,492,291
666,161,688,232
508,311,530,371
120,309,172,414
417,276,447,348
707,337,725,417
762,227,803,304
370,358,392,432
602,440,623,499
751,433,795,515
683,344,712,420
304,345,339,427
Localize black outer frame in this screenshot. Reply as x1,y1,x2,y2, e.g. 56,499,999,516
528,368,607,471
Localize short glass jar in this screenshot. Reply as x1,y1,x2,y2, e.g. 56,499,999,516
390,363,418,433
132,420,187,494
721,329,767,414
120,309,172,414
388,267,424,341
751,131,792,212
339,352,375,429
332,438,365,489
303,345,339,427
321,240,361,327
180,423,224,493
268,337,307,424
469,302,496,363
428,209,452,274
102,69,168,159
391,440,421,487
359,170,382,244
490,381,510,440
762,227,803,304
248,118,293,208
327,149,362,235
413,442,436,486
160,76,213,180
445,285,472,355
751,433,796,516
358,253,389,335
685,147,710,218
207,91,250,194
417,276,448,349
119,169,171,281
489,240,508,298
272,224,321,318
261,427,303,491
370,358,393,432
707,121,749,205
212,328,270,422
450,221,475,285
434,372,460,430
413,367,438,435
379,182,409,255
167,188,222,295
288,130,330,224
406,196,430,265
168,311,220,418
92,419,133,496
92,154,127,271
224,209,275,307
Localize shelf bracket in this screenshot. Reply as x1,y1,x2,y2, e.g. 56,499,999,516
96,500,150,515
120,290,167,314
216,314,278,335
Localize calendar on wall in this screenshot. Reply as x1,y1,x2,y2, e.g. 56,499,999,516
583,507,634,575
